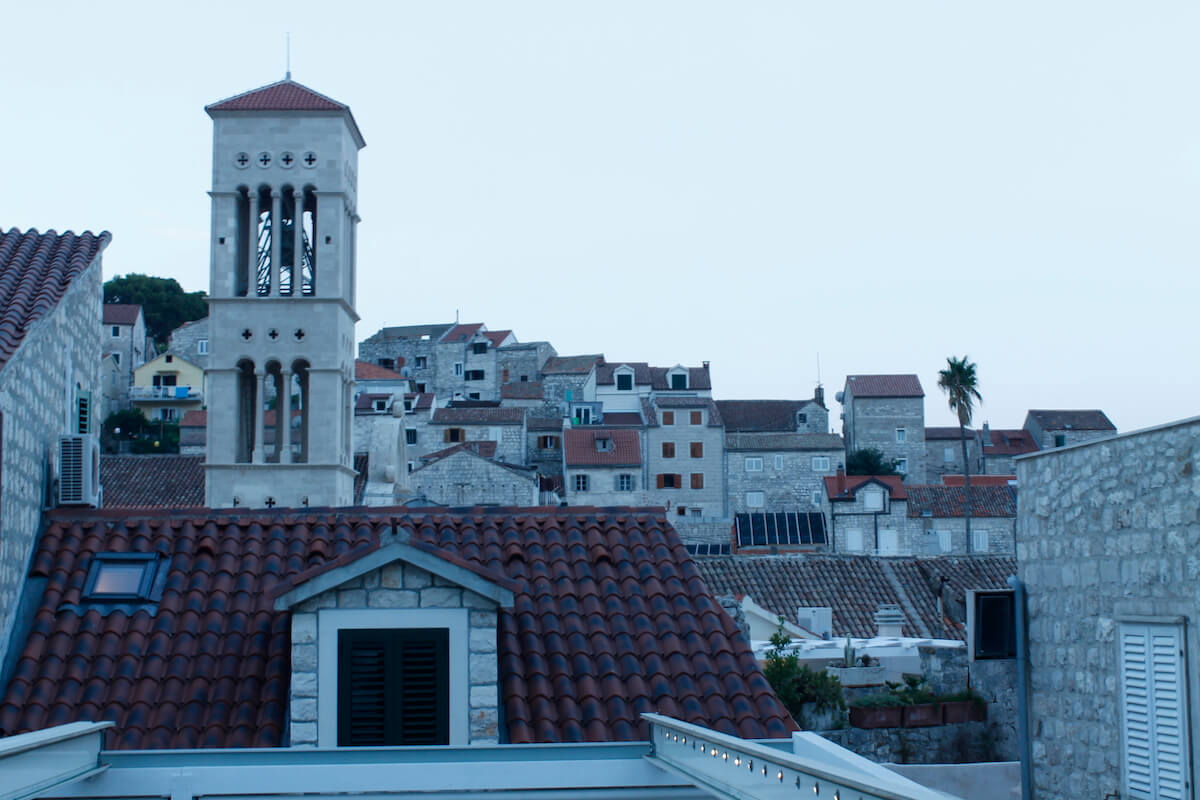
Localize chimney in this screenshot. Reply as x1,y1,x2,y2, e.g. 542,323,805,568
836,467,846,496
702,361,710,371
982,421,991,445
874,604,905,638
814,385,825,408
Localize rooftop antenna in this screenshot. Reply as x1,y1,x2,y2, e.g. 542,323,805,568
455,308,460,324
816,352,822,388
285,33,292,79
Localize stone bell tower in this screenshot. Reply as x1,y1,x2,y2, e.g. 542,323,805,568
203,77,365,508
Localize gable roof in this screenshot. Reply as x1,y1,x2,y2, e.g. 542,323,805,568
824,474,907,501
979,427,1039,455
99,455,205,508
102,304,141,326
716,400,820,433
205,78,365,148
0,228,110,372
905,485,1017,518
432,407,525,426
697,555,1016,640
483,330,513,347
564,428,642,467
0,507,793,748
595,363,713,391
1025,409,1116,432
527,414,564,432
924,426,977,441
541,355,604,375
941,474,1015,487
844,374,924,398
404,392,435,411
355,360,407,381
438,322,484,343
420,440,498,462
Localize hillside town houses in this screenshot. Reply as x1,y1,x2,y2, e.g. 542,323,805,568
5,72,1194,800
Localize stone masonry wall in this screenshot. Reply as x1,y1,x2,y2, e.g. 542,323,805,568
1016,418,1200,799
0,256,102,668
645,416,726,519
410,451,537,506
846,396,926,483
289,560,502,746
725,446,842,515
167,317,210,370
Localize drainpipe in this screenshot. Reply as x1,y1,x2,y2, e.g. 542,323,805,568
1007,575,1032,799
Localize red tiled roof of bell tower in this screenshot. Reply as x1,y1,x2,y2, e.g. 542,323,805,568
206,78,348,112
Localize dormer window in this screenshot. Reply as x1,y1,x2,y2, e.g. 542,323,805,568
373,399,387,412
595,437,613,452
472,342,488,355
670,373,687,390
616,373,633,391
337,628,449,746
863,488,884,512
797,412,807,425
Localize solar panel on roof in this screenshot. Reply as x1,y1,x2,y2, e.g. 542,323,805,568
734,512,827,549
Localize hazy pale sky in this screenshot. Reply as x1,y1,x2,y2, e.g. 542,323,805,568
3,2,1197,432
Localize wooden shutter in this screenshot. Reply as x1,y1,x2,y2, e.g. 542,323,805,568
656,474,665,489
690,442,703,458
338,628,449,747
662,411,674,425
691,473,704,489
675,474,683,489
690,411,701,425
1120,622,1189,800
76,391,92,434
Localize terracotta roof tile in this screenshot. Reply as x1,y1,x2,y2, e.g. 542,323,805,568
697,555,1016,640
438,323,484,343
844,374,924,398
483,330,513,346
432,407,525,425
905,485,1017,518
102,304,141,325
824,474,907,501
941,474,1015,487
405,392,435,411
716,400,821,432
979,427,1039,455
206,78,347,112
924,426,976,440
100,456,205,508
1026,409,1116,432
0,228,110,372
541,355,604,374
1,507,794,747
564,428,641,467
596,363,713,391
355,360,407,380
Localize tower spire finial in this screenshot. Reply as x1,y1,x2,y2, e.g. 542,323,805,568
285,32,291,80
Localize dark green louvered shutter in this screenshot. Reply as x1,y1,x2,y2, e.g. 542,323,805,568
337,628,449,746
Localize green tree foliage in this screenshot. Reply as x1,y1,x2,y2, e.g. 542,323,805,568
937,355,982,544
846,447,900,476
103,408,151,437
104,273,207,346
763,621,845,728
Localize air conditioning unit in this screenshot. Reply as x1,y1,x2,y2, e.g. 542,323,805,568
796,606,833,639
59,434,101,507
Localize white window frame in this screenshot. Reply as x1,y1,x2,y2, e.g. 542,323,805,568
317,607,470,747
1119,618,1190,800
745,491,765,509
744,457,763,473
197,339,209,355
895,458,908,474
863,488,884,512
810,490,822,507
844,529,863,553
453,362,464,377
938,530,953,553
944,446,955,463
774,454,784,471
110,325,120,337
574,474,589,492
896,428,907,443
877,529,900,556
615,371,634,391
812,456,831,472
617,473,634,492
972,529,989,553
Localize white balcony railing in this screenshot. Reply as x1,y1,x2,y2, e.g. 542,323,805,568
643,713,959,800
130,385,200,401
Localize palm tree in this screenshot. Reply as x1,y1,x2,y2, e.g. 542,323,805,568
938,356,982,552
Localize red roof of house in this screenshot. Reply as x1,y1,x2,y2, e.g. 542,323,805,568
99,455,205,508
844,374,924,398
206,78,347,112
0,507,793,747
941,474,1015,487
906,485,1017,518
823,474,907,501
564,428,641,467
979,427,1040,455
102,303,142,325
595,363,713,391
500,381,543,400
405,392,435,411
483,330,513,347
924,426,976,441
438,323,484,343
0,228,110,372
355,360,406,380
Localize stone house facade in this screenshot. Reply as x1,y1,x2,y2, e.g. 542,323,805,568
838,374,926,482
276,536,515,746
922,426,979,480
429,406,526,465
358,322,451,392
724,433,844,515
496,341,555,387
904,484,1016,556
823,474,909,555
562,427,644,506
526,414,565,480
166,316,210,370
540,355,602,414
409,447,538,506
130,352,204,422
1017,416,1200,800
1023,408,1117,450
101,303,148,412
977,424,1039,475
644,398,725,521
0,228,109,669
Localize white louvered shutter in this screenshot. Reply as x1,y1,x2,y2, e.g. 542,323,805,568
1120,622,1190,800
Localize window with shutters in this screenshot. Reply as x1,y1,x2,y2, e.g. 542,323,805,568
444,428,465,443
76,390,92,435
745,457,763,472
745,490,765,508
337,628,450,746
812,456,831,472
657,473,681,489
689,442,703,458
662,442,676,458
406,429,417,445
661,411,675,425
690,473,704,489
1120,620,1190,800
617,473,634,492
537,435,560,450
464,370,485,381
574,474,589,492
690,411,702,425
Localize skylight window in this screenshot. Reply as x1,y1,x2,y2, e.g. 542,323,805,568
84,553,159,600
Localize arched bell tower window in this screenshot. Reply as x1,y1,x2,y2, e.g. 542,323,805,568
293,359,311,463
237,185,316,298
235,359,256,462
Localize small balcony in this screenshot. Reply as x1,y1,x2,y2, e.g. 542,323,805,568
130,385,202,402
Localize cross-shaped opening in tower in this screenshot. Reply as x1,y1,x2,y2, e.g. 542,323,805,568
294,329,305,341
241,328,253,341
268,328,279,340
265,497,277,508
303,152,317,166
258,153,271,166
281,152,294,166
236,153,249,166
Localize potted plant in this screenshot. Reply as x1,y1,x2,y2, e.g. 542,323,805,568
825,639,886,687
763,621,846,730
939,688,988,723
848,694,904,728
885,675,941,728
